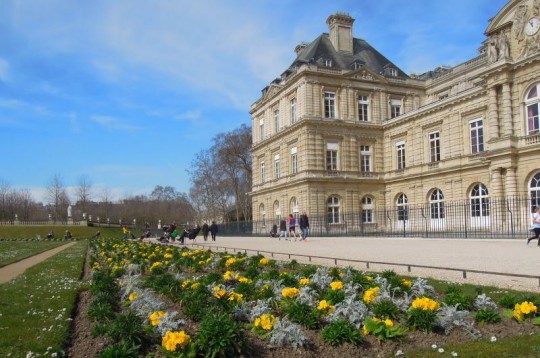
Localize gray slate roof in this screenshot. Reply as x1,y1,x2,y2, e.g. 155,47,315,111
290,33,409,78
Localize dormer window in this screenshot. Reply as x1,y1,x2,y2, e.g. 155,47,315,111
352,62,362,70
325,59,333,67
384,67,398,77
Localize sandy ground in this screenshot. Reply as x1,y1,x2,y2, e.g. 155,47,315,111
164,235,540,293
0,242,77,284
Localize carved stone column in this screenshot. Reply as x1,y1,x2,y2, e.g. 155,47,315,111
488,86,499,139
505,166,517,198
502,83,513,136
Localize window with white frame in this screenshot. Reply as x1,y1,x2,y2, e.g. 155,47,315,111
470,183,489,218
325,59,332,67
290,197,299,222
526,84,540,135
273,200,281,224
291,147,298,174
530,172,540,212
396,193,408,221
361,196,374,223
429,189,445,219
259,118,264,141
358,95,369,122
274,109,280,133
429,131,441,162
396,142,406,170
290,98,297,124
274,154,280,179
260,161,265,183
324,92,336,118
470,118,484,153
390,99,401,118
360,145,372,172
327,196,340,224
326,142,339,171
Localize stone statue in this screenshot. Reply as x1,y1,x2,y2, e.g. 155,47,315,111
67,205,72,218
514,4,528,41
487,37,498,63
497,32,510,59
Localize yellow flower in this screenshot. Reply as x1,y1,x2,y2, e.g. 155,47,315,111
162,330,190,351
411,297,440,311
366,276,373,281
128,292,138,301
401,279,412,287
149,311,165,326
238,276,251,284
281,287,300,299
330,281,344,291
213,286,226,299
150,261,162,271
259,258,270,265
363,287,380,303
317,300,335,313
228,292,243,302
362,325,370,335
513,301,537,321
181,280,191,288
190,282,200,289
164,253,173,260
299,277,310,286
254,314,276,331
225,258,236,267
223,271,233,280
384,319,394,327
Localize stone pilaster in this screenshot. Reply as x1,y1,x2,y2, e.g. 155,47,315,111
488,87,499,139
502,83,513,136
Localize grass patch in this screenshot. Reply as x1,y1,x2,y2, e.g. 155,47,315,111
0,241,68,267
0,240,88,357
0,226,130,240
406,333,540,357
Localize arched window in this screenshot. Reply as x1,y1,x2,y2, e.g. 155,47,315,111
396,193,408,221
526,83,540,135
470,183,489,218
530,172,540,212
273,200,281,224
361,196,374,223
259,204,266,226
327,196,340,224
290,197,299,222
429,189,445,219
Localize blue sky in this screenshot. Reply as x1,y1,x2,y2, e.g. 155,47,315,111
0,0,509,204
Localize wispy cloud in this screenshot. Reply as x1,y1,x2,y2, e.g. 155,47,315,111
0,58,8,82
90,115,141,131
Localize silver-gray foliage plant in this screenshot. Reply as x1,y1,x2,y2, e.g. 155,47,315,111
269,317,309,349
411,278,436,297
436,303,481,339
327,294,370,328
473,294,498,310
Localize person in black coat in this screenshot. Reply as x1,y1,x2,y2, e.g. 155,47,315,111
299,212,310,241
202,222,209,241
209,221,218,241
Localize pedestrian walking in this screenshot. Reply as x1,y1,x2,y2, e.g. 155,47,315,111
527,206,540,245
278,218,288,240
210,221,219,241
299,212,310,241
288,214,298,241
202,222,209,241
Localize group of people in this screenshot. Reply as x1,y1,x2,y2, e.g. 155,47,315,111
157,221,219,244
271,212,309,241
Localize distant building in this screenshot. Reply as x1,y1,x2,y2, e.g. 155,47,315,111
250,1,540,235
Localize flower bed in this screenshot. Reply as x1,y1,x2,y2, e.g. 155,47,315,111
87,238,540,357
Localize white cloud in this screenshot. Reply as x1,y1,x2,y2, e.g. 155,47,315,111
90,114,141,131
0,58,8,81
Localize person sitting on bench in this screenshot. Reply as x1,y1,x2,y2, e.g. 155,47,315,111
179,224,201,244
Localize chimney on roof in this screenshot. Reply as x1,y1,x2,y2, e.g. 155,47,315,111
326,12,354,54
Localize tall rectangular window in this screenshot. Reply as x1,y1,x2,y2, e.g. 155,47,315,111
274,154,280,179
291,147,298,174
324,92,336,118
390,99,401,118
360,145,371,172
260,161,265,183
326,142,339,171
259,118,264,141
273,109,280,133
470,119,484,153
429,132,441,162
358,95,369,122
290,98,297,124
396,142,406,170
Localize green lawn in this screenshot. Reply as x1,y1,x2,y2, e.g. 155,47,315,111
0,241,67,267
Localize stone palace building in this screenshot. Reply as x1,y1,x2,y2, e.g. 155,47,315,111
250,0,540,236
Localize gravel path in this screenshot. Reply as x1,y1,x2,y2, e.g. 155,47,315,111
0,242,77,284
169,235,540,293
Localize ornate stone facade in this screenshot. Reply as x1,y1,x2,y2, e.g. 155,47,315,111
250,0,540,234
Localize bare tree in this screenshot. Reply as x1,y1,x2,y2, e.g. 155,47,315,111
0,179,11,222
74,174,92,216
46,174,70,221
99,187,112,221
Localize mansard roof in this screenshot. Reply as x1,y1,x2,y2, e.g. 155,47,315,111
290,33,409,78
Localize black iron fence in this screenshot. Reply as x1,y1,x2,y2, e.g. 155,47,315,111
218,196,537,239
